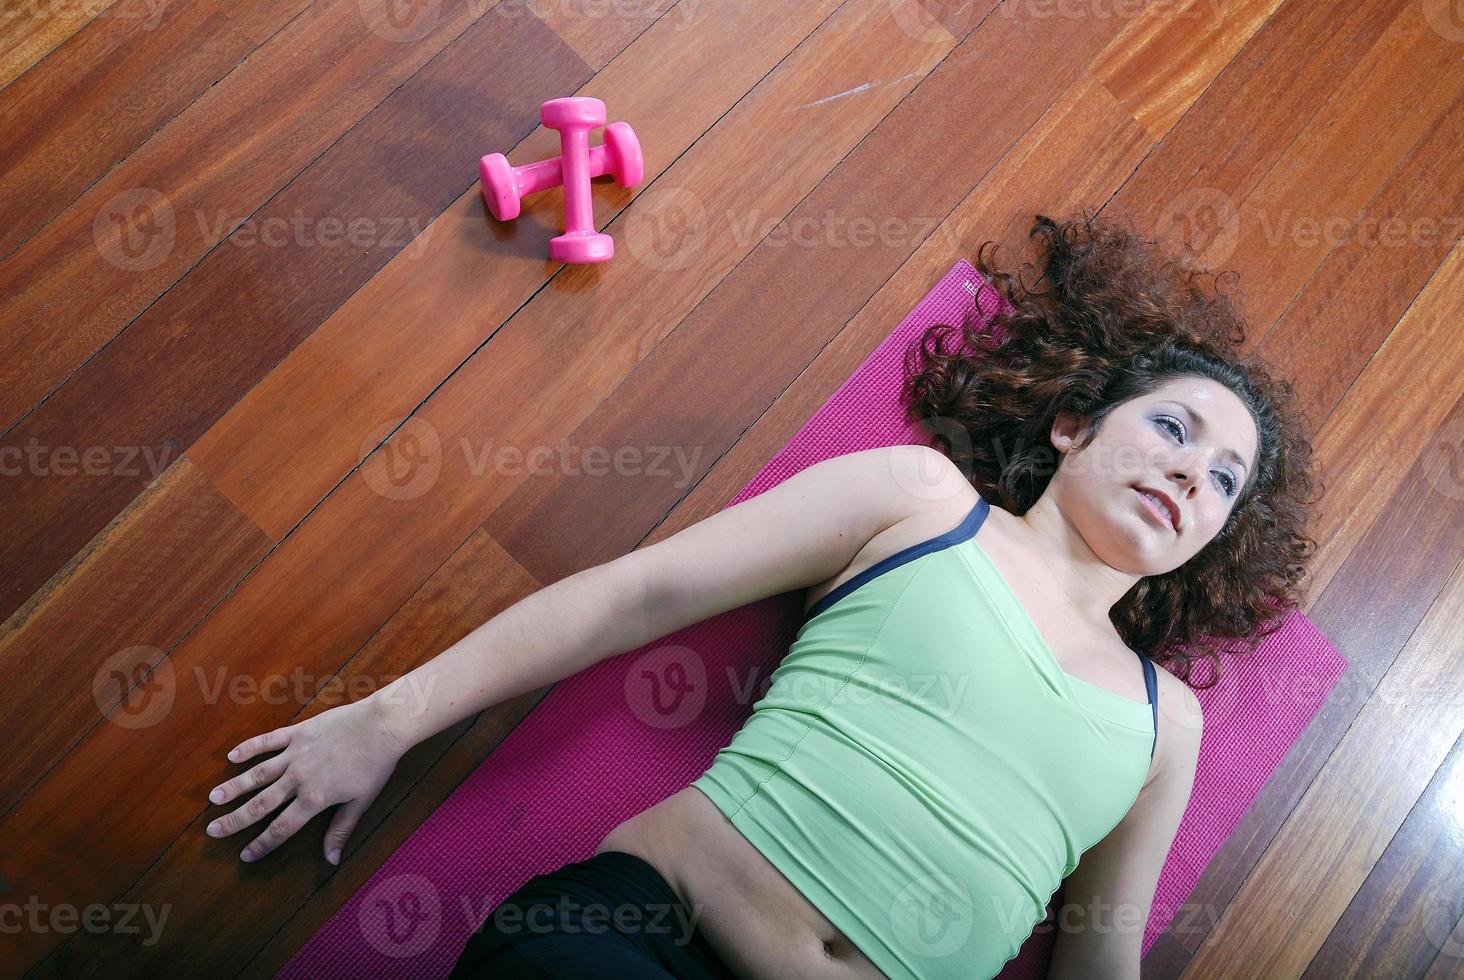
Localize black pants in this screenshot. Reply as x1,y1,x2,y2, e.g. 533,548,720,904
450,850,738,979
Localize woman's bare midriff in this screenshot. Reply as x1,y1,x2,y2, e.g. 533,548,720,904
592,783,888,979
591,489,1154,979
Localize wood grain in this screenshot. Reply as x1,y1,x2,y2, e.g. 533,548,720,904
0,0,592,625
2,0,1460,974
0,458,271,816
0,0,309,260
189,0,848,540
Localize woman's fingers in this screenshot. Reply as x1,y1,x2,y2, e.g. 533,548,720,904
240,795,326,863
206,773,295,840
227,724,295,764
208,754,288,806
323,798,367,866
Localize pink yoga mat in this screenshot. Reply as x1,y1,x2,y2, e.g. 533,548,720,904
279,258,1347,979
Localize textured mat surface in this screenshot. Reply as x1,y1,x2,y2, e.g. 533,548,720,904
279,258,1347,979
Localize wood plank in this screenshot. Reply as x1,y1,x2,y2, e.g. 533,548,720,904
189,0,850,539
1108,0,1410,260
0,2,594,626
1090,0,1287,142
0,0,308,261
1185,546,1464,974
1306,731,1464,977
0,459,270,816
490,70,1152,582
233,544,553,980
1167,389,1464,958
0,0,520,432
1428,917,1464,979
0,0,118,88
101,65,1152,976
33,528,546,978
1209,1,1464,328
1254,89,1464,427
0,0,961,971
1303,241,1464,604
482,0,1158,578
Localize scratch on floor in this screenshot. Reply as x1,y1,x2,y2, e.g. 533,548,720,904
794,71,925,111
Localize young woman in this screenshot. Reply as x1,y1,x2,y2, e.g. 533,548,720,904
206,212,1318,979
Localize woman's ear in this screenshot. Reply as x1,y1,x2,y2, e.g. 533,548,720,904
1050,409,1085,454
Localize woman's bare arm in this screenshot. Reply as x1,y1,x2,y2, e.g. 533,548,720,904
368,443,967,750
210,444,968,864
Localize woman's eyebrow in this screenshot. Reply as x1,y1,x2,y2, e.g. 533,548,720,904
1159,400,1249,475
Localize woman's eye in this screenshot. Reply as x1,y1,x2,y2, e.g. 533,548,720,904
1156,416,1184,440
1219,473,1238,496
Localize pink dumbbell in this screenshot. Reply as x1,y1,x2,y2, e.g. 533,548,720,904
478,97,644,264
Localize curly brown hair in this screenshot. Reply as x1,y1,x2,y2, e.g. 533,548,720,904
902,210,1323,689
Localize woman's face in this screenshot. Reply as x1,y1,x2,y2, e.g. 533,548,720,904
1050,375,1260,575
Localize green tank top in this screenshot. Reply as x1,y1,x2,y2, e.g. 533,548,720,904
691,493,1157,980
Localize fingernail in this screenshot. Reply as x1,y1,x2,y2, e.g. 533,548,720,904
209,788,223,803
228,749,238,761
328,849,341,865
240,847,254,862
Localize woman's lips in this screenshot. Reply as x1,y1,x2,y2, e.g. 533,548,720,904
1135,487,1175,531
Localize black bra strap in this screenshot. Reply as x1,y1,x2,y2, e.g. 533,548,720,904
1141,655,1158,760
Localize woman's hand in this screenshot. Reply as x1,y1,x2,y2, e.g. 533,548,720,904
205,696,408,865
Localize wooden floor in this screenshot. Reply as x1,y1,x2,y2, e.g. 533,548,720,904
1,0,1462,975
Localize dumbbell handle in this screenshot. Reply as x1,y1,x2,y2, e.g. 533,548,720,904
558,125,594,239
503,143,616,199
